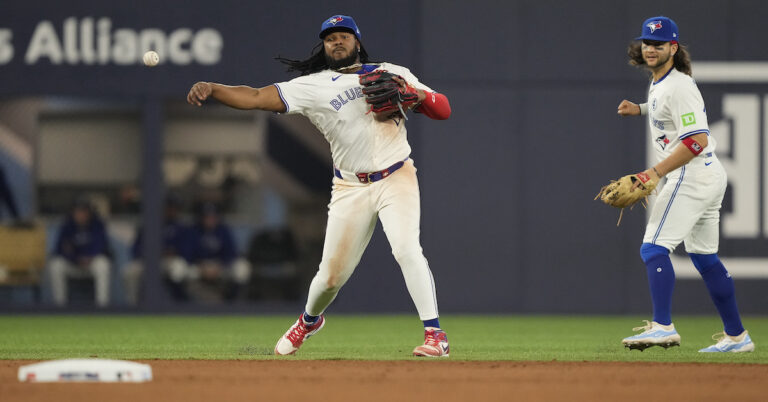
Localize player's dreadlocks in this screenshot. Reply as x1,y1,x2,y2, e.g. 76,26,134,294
275,42,374,76
628,41,692,76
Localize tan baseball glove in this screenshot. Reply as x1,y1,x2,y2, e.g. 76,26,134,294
595,172,658,226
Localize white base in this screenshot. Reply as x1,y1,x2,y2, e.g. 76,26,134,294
18,359,152,383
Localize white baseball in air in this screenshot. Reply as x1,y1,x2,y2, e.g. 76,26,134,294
143,51,159,67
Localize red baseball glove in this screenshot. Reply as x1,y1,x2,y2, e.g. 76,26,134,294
359,70,420,119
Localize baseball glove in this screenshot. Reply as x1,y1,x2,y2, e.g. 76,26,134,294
359,70,420,119
595,172,658,226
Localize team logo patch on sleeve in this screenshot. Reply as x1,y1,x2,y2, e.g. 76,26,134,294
681,112,696,126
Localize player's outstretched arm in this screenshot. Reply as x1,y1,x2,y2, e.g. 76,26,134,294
617,99,642,116
187,82,286,112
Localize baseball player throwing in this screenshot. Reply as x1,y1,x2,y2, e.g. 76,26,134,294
187,15,451,357
615,16,754,352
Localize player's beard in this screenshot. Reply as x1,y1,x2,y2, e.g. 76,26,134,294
325,47,360,70
645,51,671,70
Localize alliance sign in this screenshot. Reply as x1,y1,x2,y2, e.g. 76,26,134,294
0,17,223,66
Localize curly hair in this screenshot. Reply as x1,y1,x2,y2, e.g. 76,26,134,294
275,42,374,76
628,41,692,76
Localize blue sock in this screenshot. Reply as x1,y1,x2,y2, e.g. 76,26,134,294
423,318,440,329
640,243,675,326
690,253,744,336
302,312,320,325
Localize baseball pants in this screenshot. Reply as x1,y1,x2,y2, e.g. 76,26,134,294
644,157,728,253
305,159,439,320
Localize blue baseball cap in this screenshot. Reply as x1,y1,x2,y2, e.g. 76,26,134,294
319,15,361,39
636,16,679,42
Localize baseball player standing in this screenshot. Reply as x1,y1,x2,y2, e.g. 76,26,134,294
616,16,754,352
187,15,451,357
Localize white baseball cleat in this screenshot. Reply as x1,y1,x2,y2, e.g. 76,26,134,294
699,330,755,353
413,327,449,357
622,320,681,351
274,314,325,355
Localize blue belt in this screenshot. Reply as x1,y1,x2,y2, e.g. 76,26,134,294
334,159,407,183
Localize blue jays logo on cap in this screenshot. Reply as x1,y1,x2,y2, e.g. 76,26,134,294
319,14,362,39
327,16,344,25
636,16,679,42
647,20,663,33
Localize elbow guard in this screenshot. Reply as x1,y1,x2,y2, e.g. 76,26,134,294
415,92,451,120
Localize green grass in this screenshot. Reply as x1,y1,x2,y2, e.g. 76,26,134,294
0,315,766,363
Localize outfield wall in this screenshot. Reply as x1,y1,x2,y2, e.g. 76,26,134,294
1,1,767,314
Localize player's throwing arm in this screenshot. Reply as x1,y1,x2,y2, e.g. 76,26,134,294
186,82,286,112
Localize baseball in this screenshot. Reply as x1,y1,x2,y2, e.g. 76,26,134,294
143,51,159,67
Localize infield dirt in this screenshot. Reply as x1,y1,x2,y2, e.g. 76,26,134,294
2,360,766,402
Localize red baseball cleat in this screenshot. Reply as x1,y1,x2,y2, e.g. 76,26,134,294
413,327,449,357
274,314,325,355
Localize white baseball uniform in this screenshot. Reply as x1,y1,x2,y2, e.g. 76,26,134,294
273,63,439,320
641,68,726,253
